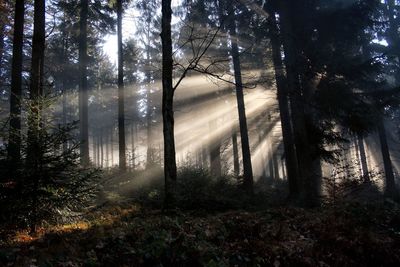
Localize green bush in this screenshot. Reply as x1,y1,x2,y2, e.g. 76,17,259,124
0,98,101,231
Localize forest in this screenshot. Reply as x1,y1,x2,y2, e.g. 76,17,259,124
1,0,400,266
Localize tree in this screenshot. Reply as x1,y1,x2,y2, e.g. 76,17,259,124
27,0,46,233
79,0,89,165
266,0,300,198
226,1,254,194
117,0,126,171
7,0,25,168
135,0,161,168
161,0,177,208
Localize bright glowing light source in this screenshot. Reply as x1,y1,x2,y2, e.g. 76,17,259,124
372,38,388,47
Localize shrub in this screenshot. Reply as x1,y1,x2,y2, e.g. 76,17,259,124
0,98,101,231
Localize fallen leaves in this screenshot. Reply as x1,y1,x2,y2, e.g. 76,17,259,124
0,202,399,266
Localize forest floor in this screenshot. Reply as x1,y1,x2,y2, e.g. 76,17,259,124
1,199,400,267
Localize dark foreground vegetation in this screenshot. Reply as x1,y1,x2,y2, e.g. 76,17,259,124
1,168,400,267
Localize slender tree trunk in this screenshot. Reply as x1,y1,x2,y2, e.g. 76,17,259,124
357,133,369,182
117,0,126,171
61,27,68,153
227,4,254,194
202,145,208,168
273,152,280,180
106,130,109,168
79,0,89,165
100,129,104,168
378,119,398,199
97,135,100,166
7,0,25,167
93,135,97,166
209,121,222,177
146,41,153,168
131,123,135,169
232,129,240,177
110,128,114,166
281,157,286,179
161,0,177,208
268,5,299,197
269,154,274,179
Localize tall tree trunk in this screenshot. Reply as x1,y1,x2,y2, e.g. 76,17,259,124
227,4,254,195
28,0,45,145
117,0,126,171
146,34,153,168
79,0,89,165
7,0,25,168
61,25,68,154
28,0,45,233
267,4,299,197
161,0,177,208
278,0,320,207
378,119,398,199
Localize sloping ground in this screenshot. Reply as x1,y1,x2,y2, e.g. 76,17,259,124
1,202,400,267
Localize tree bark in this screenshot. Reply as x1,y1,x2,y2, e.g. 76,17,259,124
227,4,254,195
232,129,240,177
117,0,126,171
161,0,177,208
79,0,89,165
7,0,25,167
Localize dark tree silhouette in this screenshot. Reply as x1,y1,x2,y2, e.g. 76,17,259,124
117,0,126,171
161,0,177,208
7,0,25,168
79,0,89,165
